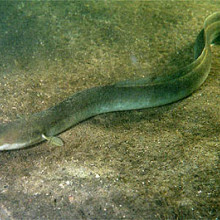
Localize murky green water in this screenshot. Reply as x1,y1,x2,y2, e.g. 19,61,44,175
0,1,219,219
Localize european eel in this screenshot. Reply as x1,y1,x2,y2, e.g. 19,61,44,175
0,12,220,151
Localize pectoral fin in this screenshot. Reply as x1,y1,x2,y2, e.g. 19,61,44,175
42,134,64,147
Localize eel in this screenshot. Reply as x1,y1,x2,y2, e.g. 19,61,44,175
0,12,220,151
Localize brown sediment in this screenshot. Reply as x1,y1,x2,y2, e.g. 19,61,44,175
0,1,219,219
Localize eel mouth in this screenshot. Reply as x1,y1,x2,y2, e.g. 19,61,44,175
0,142,27,151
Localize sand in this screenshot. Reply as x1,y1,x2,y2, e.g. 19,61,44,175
0,1,219,219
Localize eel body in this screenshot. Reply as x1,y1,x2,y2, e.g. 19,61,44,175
0,12,220,150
